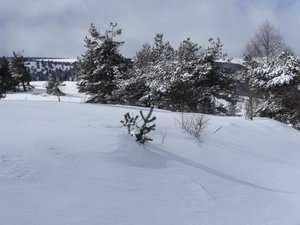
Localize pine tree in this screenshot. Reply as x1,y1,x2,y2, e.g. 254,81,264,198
146,37,176,107
267,53,299,127
247,51,300,129
113,69,148,106
121,106,156,144
166,38,202,111
118,34,176,108
0,86,4,99
169,37,237,114
0,57,16,96
137,34,176,108
77,23,130,103
0,57,8,98
46,74,65,98
135,42,153,71
200,37,237,114
119,36,237,114
9,52,31,92
124,42,155,106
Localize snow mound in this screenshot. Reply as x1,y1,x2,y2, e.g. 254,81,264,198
112,134,168,168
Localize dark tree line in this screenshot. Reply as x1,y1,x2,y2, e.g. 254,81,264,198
77,22,300,129
0,52,31,98
77,23,238,115
28,60,78,81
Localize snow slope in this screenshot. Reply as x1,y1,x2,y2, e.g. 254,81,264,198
5,81,87,102
1,83,300,225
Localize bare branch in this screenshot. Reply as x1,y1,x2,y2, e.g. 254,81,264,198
244,20,289,62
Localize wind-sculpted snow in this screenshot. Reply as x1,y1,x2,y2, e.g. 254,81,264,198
1,85,300,225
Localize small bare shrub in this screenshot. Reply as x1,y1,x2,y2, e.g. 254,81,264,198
179,113,209,141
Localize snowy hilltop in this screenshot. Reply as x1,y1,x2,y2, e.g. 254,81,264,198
25,58,78,81
1,82,300,225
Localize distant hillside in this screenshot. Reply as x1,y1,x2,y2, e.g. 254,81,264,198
24,58,78,81
23,57,247,86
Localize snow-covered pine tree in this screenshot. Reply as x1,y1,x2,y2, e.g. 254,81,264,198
46,74,65,98
137,34,176,108
241,55,262,120
77,23,130,103
121,112,139,134
146,36,176,108
118,35,237,114
0,56,16,96
114,43,153,106
9,52,31,92
118,34,176,108
135,106,156,143
0,85,4,99
166,38,202,111
114,70,149,106
135,42,154,71
169,37,237,114
248,51,300,129
0,57,8,98
199,37,237,114
123,42,154,106
121,106,156,144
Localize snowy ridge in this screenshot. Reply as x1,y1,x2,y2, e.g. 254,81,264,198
1,82,300,225
37,58,77,63
25,58,77,81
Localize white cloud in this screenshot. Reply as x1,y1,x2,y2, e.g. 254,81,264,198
1,0,300,58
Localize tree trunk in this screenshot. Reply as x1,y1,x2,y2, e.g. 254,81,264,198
22,82,26,92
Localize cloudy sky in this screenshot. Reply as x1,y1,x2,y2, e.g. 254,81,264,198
1,0,300,58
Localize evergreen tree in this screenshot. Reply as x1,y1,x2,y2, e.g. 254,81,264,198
118,34,175,107
135,34,176,107
0,57,8,98
166,38,202,111
124,42,155,106
77,23,130,103
9,52,31,91
118,35,236,114
199,37,237,114
113,67,147,106
169,37,237,114
121,106,156,144
0,57,16,95
135,42,153,71
248,51,300,129
146,36,176,107
46,73,65,97
0,85,4,99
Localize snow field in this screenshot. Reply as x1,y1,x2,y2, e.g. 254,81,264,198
1,82,300,225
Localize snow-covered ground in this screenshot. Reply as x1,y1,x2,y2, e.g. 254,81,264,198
1,82,300,225
5,81,87,102
36,58,77,63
